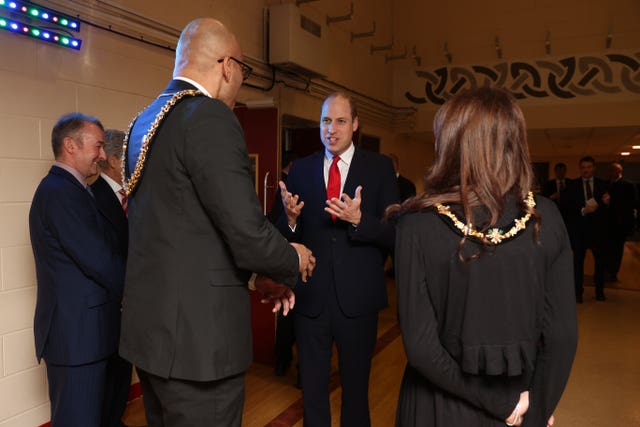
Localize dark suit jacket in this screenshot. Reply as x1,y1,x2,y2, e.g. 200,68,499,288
267,172,288,224
560,177,608,245
91,175,128,257
120,80,299,382
607,178,636,236
29,166,125,365
542,179,566,199
277,149,399,317
397,174,416,202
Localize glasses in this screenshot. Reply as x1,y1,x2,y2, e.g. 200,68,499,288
217,56,253,81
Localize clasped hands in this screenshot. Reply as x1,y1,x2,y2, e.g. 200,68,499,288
504,391,554,427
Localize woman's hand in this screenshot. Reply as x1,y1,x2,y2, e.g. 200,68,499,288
505,391,529,426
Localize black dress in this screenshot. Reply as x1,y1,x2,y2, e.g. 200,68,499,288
395,196,577,427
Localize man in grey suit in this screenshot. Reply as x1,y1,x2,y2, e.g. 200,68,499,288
119,18,314,427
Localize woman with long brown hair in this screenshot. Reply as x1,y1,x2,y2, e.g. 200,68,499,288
390,87,577,426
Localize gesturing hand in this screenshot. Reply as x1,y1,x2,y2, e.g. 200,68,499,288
254,275,295,315
280,181,304,227
325,185,363,225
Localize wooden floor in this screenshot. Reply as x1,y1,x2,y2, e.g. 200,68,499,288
123,241,640,427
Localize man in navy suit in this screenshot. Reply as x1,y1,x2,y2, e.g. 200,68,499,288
561,156,608,302
277,92,399,426
90,129,132,427
542,162,567,204
30,113,126,426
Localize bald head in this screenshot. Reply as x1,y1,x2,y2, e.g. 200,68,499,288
173,18,240,78
610,162,623,180
172,18,245,107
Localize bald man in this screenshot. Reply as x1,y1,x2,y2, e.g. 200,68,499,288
119,18,314,426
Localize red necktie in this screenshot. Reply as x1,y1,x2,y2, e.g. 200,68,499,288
327,156,341,221
118,188,128,216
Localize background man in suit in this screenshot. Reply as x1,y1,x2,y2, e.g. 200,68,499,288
268,150,299,379
90,129,132,427
561,156,608,302
277,92,399,426
30,113,126,426
119,18,314,427
602,162,636,282
542,162,567,203
388,153,416,202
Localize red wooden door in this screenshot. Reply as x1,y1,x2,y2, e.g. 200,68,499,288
234,106,280,365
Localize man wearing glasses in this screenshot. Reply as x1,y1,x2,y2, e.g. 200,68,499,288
119,18,315,427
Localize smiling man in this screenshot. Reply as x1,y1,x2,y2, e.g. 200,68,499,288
276,92,399,426
29,113,127,426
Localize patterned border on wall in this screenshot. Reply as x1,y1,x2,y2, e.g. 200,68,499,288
405,51,640,105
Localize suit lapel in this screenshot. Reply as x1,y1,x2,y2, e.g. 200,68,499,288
92,177,125,229
343,148,363,199
312,152,326,198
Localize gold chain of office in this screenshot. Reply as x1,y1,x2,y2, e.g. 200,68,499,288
435,191,536,244
121,89,202,196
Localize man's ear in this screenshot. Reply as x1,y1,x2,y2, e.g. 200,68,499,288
352,116,359,133
63,136,76,154
220,57,231,82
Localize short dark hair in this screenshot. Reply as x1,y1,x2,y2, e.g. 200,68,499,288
579,156,595,165
51,112,103,158
554,162,566,171
282,150,298,168
323,91,358,120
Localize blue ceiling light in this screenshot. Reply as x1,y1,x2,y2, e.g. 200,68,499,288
0,0,80,31
0,17,82,49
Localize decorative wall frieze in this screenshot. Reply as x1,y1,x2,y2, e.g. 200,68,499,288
405,51,640,105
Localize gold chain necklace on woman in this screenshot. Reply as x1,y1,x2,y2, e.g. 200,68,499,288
121,89,202,196
435,191,536,244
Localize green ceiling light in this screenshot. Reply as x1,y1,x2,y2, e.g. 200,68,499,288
0,17,81,49
0,0,80,31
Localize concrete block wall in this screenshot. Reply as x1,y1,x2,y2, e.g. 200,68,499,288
0,15,173,423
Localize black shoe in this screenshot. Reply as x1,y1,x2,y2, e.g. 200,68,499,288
576,295,583,304
596,294,606,301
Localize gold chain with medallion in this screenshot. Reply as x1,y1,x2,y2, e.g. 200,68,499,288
435,191,536,244
120,89,202,196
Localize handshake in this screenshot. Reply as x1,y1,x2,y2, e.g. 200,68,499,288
255,242,315,316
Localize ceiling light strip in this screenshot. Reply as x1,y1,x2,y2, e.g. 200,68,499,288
0,17,81,49
0,0,80,31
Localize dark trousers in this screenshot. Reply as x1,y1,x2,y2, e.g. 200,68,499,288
137,368,245,427
606,230,627,280
274,309,295,370
295,284,378,427
46,353,131,427
573,240,606,298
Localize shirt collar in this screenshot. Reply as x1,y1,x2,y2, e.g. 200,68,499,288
100,172,123,193
54,161,87,187
173,76,212,98
325,142,355,165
